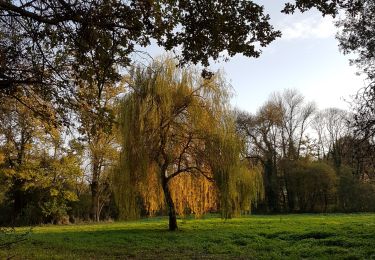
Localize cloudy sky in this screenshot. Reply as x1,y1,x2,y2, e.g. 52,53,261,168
141,1,368,114
218,0,368,113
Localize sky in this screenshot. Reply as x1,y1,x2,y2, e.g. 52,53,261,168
139,1,368,114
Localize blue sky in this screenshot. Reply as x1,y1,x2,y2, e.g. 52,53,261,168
139,1,367,114
216,1,367,113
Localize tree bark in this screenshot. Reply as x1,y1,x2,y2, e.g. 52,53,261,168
161,176,178,231
12,137,27,222
90,179,99,221
12,179,24,222
264,158,279,213
90,160,100,221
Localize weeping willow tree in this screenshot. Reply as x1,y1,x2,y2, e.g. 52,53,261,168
114,57,263,230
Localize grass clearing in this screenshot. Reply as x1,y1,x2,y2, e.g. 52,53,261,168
1,214,375,259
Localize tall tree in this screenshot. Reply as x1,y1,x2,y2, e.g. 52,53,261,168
115,58,262,230
0,98,83,224
76,81,121,221
237,89,316,212
236,102,282,213
0,98,41,220
333,1,375,139
0,0,281,125
312,108,349,166
272,89,316,160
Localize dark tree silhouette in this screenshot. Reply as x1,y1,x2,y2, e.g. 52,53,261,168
333,1,375,139
0,0,281,123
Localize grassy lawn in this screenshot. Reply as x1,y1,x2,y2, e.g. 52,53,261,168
1,214,375,259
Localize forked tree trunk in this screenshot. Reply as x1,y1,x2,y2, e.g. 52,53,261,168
161,176,178,231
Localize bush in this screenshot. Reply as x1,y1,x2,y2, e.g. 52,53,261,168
283,160,337,212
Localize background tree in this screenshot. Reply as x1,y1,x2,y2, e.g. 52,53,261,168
236,102,282,213
282,160,337,212
75,78,122,221
312,108,349,166
0,98,42,222
237,89,316,212
0,98,83,224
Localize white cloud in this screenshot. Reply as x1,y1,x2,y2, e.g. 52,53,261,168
280,16,336,41
303,66,367,111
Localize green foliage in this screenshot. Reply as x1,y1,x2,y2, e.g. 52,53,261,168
207,127,264,218
0,0,281,128
283,0,362,16
0,138,83,225
2,214,375,259
337,166,375,212
41,199,70,225
283,159,337,212
6,155,82,224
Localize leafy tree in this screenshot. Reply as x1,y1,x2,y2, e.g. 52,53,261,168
283,0,364,16
337,165,375,212
1,0,366,123
282,159,337,212
0,98,83,224
334,1,375,139
75,80,122,221
115,58,262,230
236,103,282,213
350,83,375,140
336,1,375,80
0,98,42,221
0,0,281,125
237,89,315,212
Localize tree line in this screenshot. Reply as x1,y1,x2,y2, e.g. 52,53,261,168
237,90,375,214
1,57,374,229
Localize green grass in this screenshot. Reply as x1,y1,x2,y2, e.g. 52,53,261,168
1,214,375,259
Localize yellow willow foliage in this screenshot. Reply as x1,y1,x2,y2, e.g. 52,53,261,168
230,162,264,216
137,163,164,216
206,115,264,218
114,56,263,220
112,160,140,220
169,173,218,217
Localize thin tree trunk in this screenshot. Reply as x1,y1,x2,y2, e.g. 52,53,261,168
161,176,178,231
13,139,26,223
90,179,100,221
12,179,24,222
90,161,100,221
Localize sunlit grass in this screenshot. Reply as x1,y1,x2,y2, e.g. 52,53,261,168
2,214,375,259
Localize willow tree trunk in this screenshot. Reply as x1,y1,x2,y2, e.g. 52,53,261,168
161,176,178,231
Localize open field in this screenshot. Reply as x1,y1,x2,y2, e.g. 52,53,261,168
1,214,375,259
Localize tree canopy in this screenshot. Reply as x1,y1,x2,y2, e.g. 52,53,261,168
333,1,375,139
0,0,368,129
114,57,263,230
0,0,282,125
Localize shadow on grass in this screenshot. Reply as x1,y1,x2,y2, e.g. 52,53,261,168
5,214,375,259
